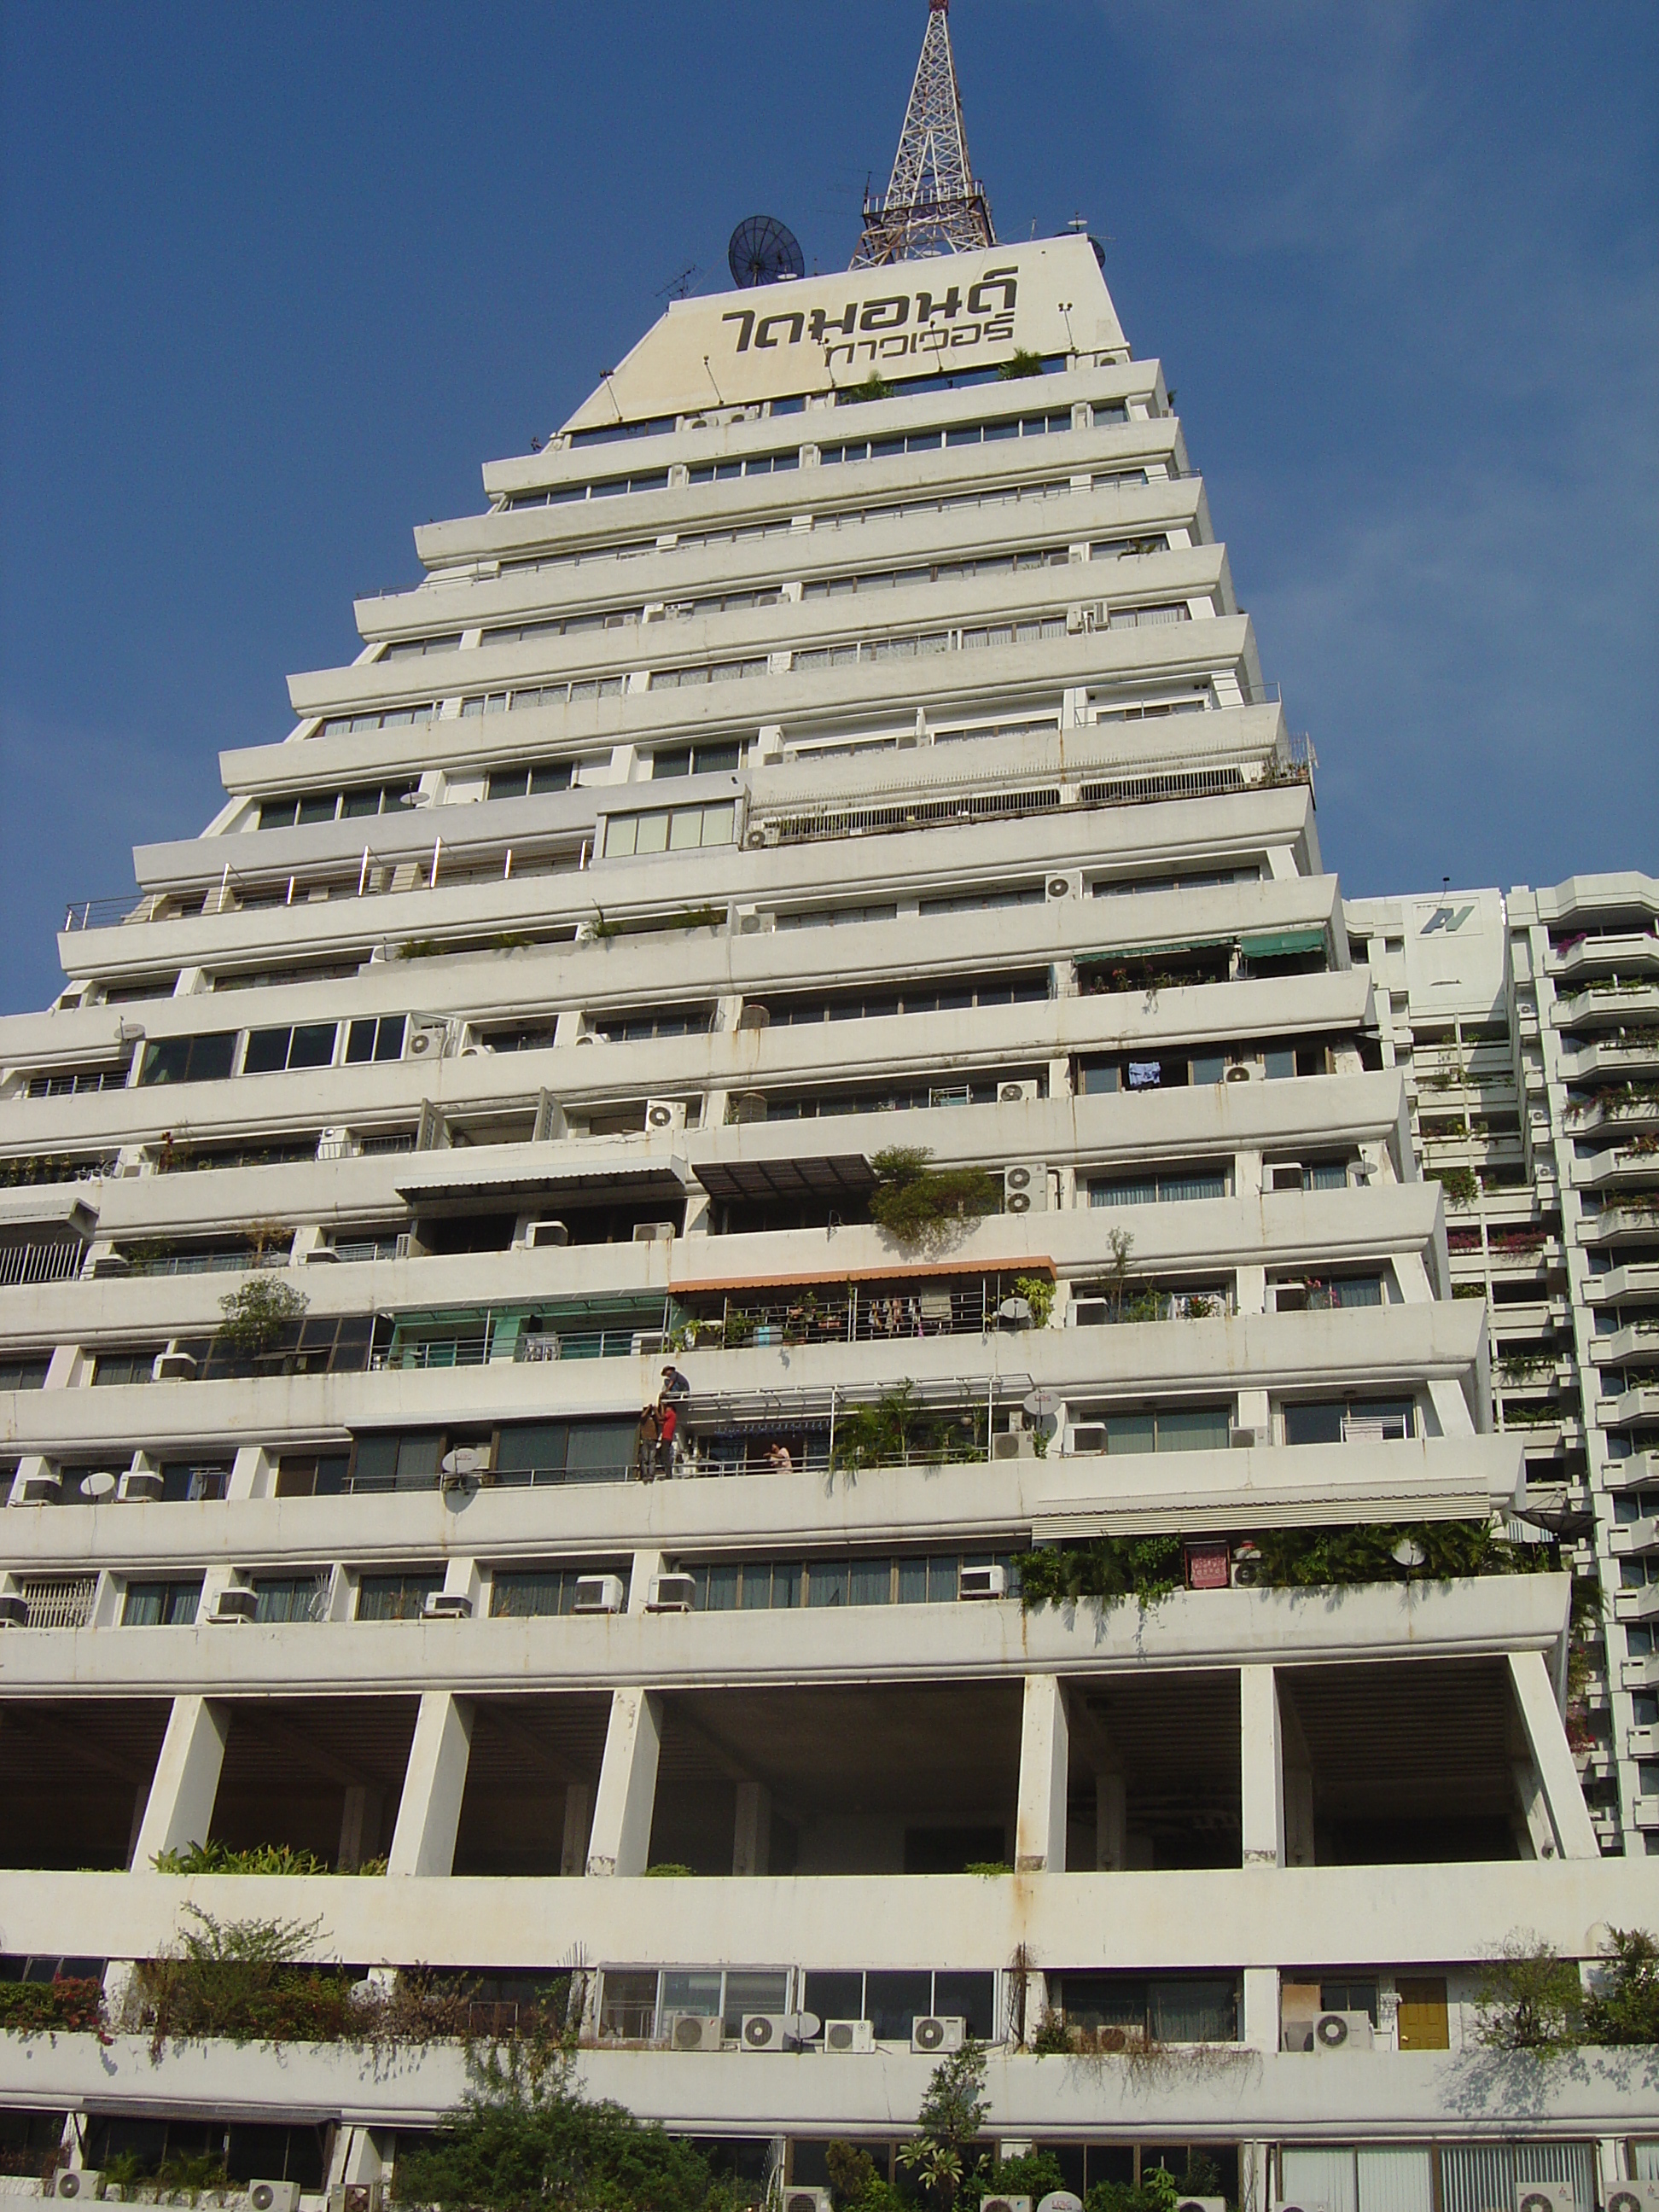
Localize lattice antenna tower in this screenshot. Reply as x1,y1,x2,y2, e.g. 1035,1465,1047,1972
851,0,996,268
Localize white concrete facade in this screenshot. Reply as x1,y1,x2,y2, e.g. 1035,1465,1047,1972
1,202,1652,2197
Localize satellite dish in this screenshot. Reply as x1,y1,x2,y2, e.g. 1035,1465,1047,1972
728,215,805,288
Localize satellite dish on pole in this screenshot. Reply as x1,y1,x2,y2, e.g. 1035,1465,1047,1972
728,215,806,288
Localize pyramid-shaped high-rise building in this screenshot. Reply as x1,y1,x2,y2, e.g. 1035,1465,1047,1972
2,5,1655,2200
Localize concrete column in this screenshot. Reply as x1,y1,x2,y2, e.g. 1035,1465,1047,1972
337,1785,384,1872
1238,1664,1284,1869
1094,1773,1126,1871
1508,1650,1599,1859
733,1780,771,1876
628,1549,667,1614
131,1696,230,1866
387,1691,474,1877
226,1447,273,1502
1015,1673,1069,1874
1278,1679,1316,1869
586,1688,663,1877
561,1784,594,1877
1240,1965,1281,2053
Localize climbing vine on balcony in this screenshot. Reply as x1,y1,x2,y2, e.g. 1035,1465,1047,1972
867,1147,998,1251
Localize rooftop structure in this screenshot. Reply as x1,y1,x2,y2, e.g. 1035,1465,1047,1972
852,0,995,268
0,9,1653,2204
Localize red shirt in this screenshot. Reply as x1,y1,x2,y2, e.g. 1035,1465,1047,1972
656,1404,678,1446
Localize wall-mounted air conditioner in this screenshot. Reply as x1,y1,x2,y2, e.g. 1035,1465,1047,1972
422,1591,472,1621
633,1221,676,1243
740,2012,795,2051
645,1097,687,1132
1604,2187,1659,2212
328,2186,382,2212
911,2015,965,2054
736,1003,771,1031
317,1126,359,1161
49,2173,103,2201
1230,1425,1267,1450
1045,871,1084,902
958,1563,1008,1600
302,1243,341,1264
1223,1062,1258,1083
90,1251,131,1278
731,1091,768,1124
209,1588,259,1625
119,1470,166,1503
648,1573,696,1613
989,1432,1033,1463
1231,1544,1265,1587
1004,1161,1048,1214
1066,601,1105,633
735,905,774,934
1514,2189,1575,2212
665,2011,723,2051
823,2017,876,2052
249,2183,303,2212
573,1574,626,1615
998,1079,1039,1105
0,1592,28,1627
1070,1424,1107,1454
1311,2009,1373,2052
1268,1162,1305,1192
153,1346,197,1382
1071,1297,1109,1326
782,2192,832,2212
16,1470,62,1504
405,1017,450,1062
527,1220,570,1248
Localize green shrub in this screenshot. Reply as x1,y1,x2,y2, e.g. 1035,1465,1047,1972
0,1976,107,2037
215,1273,308,1357
995,349,1045,380
1474,1933,1583,2052
869,1147,998,1250
1019,1533,1183,1616
1583,1926,1659,2044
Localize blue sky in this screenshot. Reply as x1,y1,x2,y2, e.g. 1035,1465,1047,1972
2,0,1654,1014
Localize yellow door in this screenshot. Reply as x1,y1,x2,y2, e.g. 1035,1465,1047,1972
1394,1976,1449,2050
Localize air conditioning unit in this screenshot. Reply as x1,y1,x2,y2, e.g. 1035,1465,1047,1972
328,2186,382,2212
302,1243,341,1264
394,1231,422,1260
911,2015,966,2054
209,1587,259,1625
740,2012,796,2051
17,1470,62,1503
1268,1162,1305,1192
665,2011,724,2051
119,1469,166,1503
153,1347,197,1382
648,1573,696,1613
823,2017,876,2052
1231,1543,1265,1587
736,1004,771,1031
735,905,774,934
632,1330,668,1357
731,1091,768,1124
527,1220,570,1248
782,2192,832,2212
1230,1424,1266,1450
989,1430,1030,1462
317,1126,358,1160
633,1221,677,1243
90,1250,131,1278
1004,1161,1048,1214
1070,1423,1107,1453
249,2183,303,2212
958,1563,1008,1600
645,1097,687,1132
1604,2187,1659,2212
1312,2009,1374,2052
0,1593,28,1627
573,1574,626,1614
1223,1062,1257,1083
406,1018,449,1061
422,1591,472,1620
982,2197,1034,2212
1515,2190,1575,2212
1066,601,1104,633
1070,1297,1108,1326
998,1078,1039,1104
49,2174,103,2202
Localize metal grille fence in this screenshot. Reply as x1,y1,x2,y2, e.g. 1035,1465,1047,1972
20,1576,98,1628
0,1240,85,1289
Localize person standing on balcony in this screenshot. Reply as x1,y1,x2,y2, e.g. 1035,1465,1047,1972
633,1405,660,1483
655,1392,680,1479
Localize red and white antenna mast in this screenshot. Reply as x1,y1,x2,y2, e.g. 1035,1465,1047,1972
851,0,997,268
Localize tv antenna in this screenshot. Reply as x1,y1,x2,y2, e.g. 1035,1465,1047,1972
728,215,806,288
656,263,700,300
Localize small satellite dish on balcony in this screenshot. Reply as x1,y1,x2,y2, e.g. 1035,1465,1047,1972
1022,1389,1062,1422
1390,1535,1428,1569
440,1447,490,1482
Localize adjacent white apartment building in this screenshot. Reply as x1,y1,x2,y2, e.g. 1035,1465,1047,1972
2,9,1655,2203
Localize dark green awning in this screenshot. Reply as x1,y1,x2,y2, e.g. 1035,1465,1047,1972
1076,938,1235,970
1240,928,1328,959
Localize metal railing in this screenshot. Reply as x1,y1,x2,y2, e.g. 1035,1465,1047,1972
20,1576,97,1629
0,1239,86,1290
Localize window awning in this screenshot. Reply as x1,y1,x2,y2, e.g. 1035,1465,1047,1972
694,1155,876,1204
1240,928,1328,959
672,1254,1055,1294
0,1191,99,1240
397,1155,690,1207
1075,938,1235,970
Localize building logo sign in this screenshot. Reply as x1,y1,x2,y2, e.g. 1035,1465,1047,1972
721,266,1018,372
1420,904,1475,936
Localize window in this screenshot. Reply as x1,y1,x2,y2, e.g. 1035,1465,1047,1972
687,451,799,482
317,703,438,738
1272,1276,1385,1313
257,783,415,829
764,974,1047,1026
800,1969,997,2041
91,1349,158,1387
590,1004,715,1043
122,1580,201,1627
460,678,624,715
160,1463,230,1502
1283,1399,1416,1446
1107,602,1191,629
26,1066,128,1097
345,1015,408,1063
0,1357,49,1390
1085,1408,1232,1456
1048,1971,1237,2044
602,802,736,858
356,1572,442,1621
597,1967,793,2042
650,742,742,778
1267,1158,1352,1192
1090,1168,1230,1206
494,1417,639,1487
918,886,1045,916
273,1453,352,1498
382,633,462,660
650,657,770,690
242,1022,338,1075
486,761,574,801
251,1575,330,1625
138,1033,237,1086
504,469,670,509
492,1565,627,1617
685,1552,1021,1611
